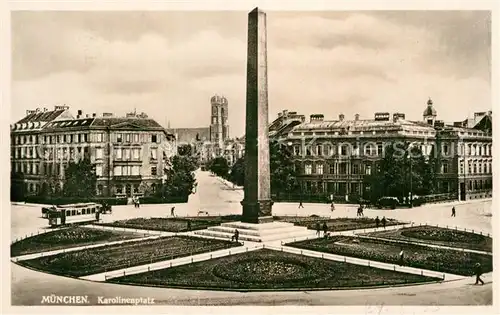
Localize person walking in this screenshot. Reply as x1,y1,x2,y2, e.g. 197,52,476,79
375,216,380,228
315,222,321,237
381,216,387,229
399,248,405,266
298,200,304,209
231,229,239,243
136,197,140,209
330,202,335,212
322,222,328,237
451,206,456,217
170,206,175,217
474,262,485,285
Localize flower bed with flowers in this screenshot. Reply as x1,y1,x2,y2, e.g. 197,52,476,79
363,225,492,252
287,236,492,276
276,216,404,232
109,249,440,290
97,215,243,232
11,227,142,257
18,236,241,277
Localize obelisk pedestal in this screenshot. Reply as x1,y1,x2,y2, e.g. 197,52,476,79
240,7,273,224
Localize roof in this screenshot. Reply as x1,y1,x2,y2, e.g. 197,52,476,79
16,109,67,124
44,118,95,130
91,117,165,129
423,105,437,116
166,127,210,142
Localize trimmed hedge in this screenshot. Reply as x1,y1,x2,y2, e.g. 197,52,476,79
24,196,128,206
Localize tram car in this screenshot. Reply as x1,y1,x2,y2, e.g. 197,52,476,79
44,203,103,227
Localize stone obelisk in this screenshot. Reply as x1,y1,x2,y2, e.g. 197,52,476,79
241,7,273,224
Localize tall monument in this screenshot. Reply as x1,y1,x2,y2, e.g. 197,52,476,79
241,7,273,224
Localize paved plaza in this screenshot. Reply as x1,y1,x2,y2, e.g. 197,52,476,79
10,170,493,306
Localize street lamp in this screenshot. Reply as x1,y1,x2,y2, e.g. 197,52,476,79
407,153,413,208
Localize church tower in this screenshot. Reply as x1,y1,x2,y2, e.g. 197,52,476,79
423,98,437,125
209,95,229,154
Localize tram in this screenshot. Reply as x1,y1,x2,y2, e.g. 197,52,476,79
43,203,103,227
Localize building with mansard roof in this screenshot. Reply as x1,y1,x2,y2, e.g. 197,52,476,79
11,106,176,198
269,99,491,203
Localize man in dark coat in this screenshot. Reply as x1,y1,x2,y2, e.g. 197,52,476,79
381,216,387,229
375,216,380,228
474,262,484,285
315,222,321,237
322,222,328,237
451,206,456,217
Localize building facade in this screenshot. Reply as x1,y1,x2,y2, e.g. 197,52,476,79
270,100,492,202
11,106,176,198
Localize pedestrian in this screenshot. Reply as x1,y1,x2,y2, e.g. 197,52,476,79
231,229,239,243
136,197,140,209
375,216,380,228
474,262,484,285
298,201,304,209
381,216,387,229
187,220,192,232
399,248,405,266
330,202,335,212
171,206,175,217
451,206,456,217
322,222,328,237
315,222,321,237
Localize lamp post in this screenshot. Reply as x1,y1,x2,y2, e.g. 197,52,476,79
409,155,413,208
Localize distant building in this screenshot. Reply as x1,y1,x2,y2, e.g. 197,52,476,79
268,99,492,202
11,107,176,198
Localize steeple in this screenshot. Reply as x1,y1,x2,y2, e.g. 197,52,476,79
423,97,437,125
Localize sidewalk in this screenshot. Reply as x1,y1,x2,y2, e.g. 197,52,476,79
81,244,264,281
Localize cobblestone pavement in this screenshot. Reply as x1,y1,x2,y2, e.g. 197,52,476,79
10,170,494,307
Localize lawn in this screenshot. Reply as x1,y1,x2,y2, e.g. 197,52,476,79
18,236,241,277
287,236,493,276
11,227,143,257
97,215,244,232
275,216,404,232
109,248,440,290
362,225,492,252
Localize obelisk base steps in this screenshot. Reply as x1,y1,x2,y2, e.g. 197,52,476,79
194,221,316,243
241,199,274,223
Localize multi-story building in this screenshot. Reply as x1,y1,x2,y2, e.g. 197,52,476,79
11,106,176,198
270,99,492,202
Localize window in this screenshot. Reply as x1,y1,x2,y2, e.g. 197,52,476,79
151,183,156,194
329,164,335,174
78,134,82,143
460,161,464,174
151,166,157,175
443,144,449,155
63,135,68,143
305,146,312,156
117,134,122,143
293,145,301,156
97,185,104,196
316,145,323,156
316,164,323,175
133,134,139,143
33,164,38,174
473,163,477,174
151,134,157,143
133,148,141,160
364,144,376,156
443,163,449,174
352,164,359,174
151,149,157,160
340,145,348,156
133,185,139,194
132,166,140,176
96,148,103,159
125,133,131,143
96,165,103,176
468,161,472,174
116,148,122,159
116,185,123,194
96,133,103,142
124,149,130,160
83,134,88,142
339,163,347,174
114,166,122,176
377,143,383,156
122,166,130,176
305,164,312,175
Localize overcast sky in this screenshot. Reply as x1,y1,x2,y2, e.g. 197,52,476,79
11,10,491,137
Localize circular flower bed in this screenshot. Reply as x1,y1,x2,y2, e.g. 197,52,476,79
212,257,319,284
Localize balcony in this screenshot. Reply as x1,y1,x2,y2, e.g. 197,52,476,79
113,175,142,181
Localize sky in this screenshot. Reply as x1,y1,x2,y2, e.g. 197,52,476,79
11,10,491,138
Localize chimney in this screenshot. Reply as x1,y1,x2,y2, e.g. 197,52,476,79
92,113,97,118
86,114,90,118
43,108,48,112
339,114,345,121
354,114,360,121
